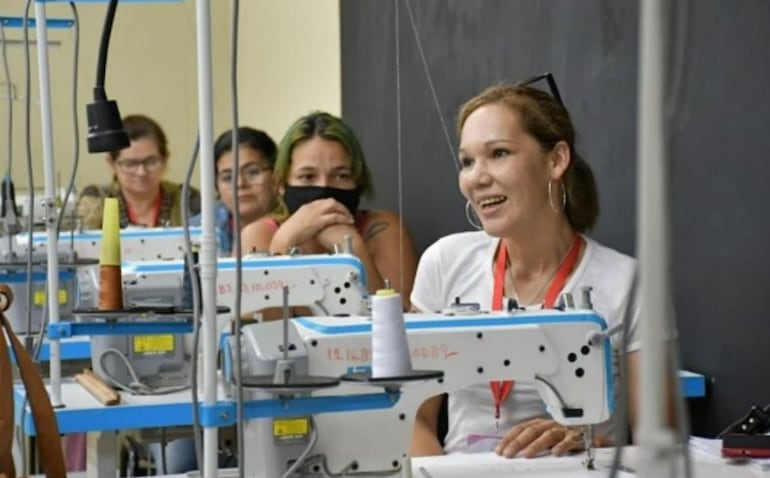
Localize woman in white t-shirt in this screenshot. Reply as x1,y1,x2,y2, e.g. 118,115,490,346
410,80,656,459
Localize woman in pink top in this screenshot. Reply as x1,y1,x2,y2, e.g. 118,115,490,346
241,111,418,310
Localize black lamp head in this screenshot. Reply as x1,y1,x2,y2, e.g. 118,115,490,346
86,97,130,153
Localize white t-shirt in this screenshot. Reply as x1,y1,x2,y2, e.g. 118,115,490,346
411,231,640,454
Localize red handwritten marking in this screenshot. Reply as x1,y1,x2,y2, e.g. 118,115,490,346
217,280,286,295
325,344,459,362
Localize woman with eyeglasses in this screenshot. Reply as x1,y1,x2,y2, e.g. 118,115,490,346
409,83,671,458
241,111,418,310
76,114,201,229
188,127,281,255
145,128,280,473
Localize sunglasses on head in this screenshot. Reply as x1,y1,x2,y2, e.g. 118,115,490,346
514,72,564,106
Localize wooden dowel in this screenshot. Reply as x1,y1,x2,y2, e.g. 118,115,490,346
75,369,120,406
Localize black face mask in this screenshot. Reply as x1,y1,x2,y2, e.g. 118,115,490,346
282,186,361,216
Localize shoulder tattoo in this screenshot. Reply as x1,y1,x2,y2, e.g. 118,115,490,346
364,220,390,241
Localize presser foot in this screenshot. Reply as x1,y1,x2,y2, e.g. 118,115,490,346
582,425,595,470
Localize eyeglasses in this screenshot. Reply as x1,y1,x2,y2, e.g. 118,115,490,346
515,72,564,106
115,156,166,173
217,164,272,187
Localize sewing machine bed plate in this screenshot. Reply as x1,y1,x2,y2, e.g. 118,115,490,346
407,452,634,478
27,445,766,478
142,446,761,478
406,447,762,478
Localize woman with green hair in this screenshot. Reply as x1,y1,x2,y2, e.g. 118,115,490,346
241,111,418,310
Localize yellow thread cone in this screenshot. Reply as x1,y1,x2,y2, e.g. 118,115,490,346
99,198,121,266
99,198,123,310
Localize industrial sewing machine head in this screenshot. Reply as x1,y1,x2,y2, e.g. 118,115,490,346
19,226,207,262
0,232,82,334
0,227,204,334
89,252,368,392
118,252,368,316
232,296,615,477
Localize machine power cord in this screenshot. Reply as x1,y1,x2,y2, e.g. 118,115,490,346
98,347,190,396
279,416,319,478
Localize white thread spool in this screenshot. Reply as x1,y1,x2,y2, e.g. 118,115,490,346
371,289,413,378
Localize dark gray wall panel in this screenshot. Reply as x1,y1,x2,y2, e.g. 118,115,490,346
341,0,770,436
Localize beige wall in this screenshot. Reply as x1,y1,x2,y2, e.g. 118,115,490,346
0,0,339,199
236,0,341,142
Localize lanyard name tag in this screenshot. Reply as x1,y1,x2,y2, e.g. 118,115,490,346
488,235,583,426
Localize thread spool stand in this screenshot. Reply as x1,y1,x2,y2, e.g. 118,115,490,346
341,290,443,393
238,285,340,395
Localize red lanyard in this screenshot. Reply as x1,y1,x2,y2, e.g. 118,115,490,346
125,192,162,227
489,234,584,420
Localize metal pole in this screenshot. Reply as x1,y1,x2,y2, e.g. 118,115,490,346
34,1,62,407
637,0,678,476
194,0,218,476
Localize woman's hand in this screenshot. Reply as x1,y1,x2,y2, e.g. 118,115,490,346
271,198,354,253
495,418,610,458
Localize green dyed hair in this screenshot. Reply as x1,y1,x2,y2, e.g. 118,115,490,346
273,111,374,198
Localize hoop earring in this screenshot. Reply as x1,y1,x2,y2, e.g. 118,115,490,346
548,179,567,214
465,200,482,230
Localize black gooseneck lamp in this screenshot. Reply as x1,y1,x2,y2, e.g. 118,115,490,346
86,0,129,153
